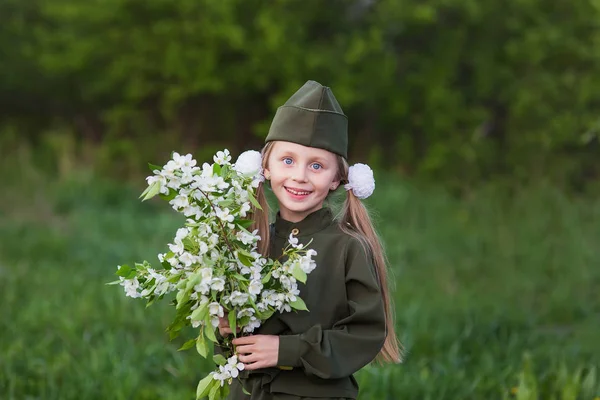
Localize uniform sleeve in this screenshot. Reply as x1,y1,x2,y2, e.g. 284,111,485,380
276,237,387,379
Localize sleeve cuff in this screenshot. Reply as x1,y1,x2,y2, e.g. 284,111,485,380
277,334,309,368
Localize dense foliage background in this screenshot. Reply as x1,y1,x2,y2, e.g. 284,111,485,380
2,0,600,188
2,1,599,399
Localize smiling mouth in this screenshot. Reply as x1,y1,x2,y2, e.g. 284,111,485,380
285,187,312,196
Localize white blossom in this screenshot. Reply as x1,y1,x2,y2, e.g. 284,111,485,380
172,152,197,169
178,252,196,267
248,280,263,295
239,202,251,217
169,194,189,209
237,308,255,318
120,277,141,298
236,229,258,245
228,291,249,306
208,302,224,317
215,207,234,223
288,233,300,248
210,277,225,291
225,355,245,378
242,316,262,333
213,150,231,165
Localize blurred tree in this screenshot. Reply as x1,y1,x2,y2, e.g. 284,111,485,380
0,0,598,188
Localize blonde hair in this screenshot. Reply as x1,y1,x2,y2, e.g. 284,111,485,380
250,141,402,364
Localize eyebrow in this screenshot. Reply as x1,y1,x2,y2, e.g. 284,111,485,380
279,151,330,164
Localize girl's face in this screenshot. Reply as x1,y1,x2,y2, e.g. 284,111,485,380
264,141,340,223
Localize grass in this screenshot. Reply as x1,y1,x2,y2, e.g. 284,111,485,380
1,165,599,399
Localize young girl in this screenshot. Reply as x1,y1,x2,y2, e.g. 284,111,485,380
217,80,401,400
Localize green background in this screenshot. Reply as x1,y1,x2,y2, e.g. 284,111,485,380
1,0,599,399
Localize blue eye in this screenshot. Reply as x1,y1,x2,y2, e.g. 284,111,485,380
311,163,322,170
283,158,293,165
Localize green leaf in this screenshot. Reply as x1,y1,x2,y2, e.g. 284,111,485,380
218,199,234,208
256,309,274,320
148,162,162,172
178,338,196,351
183,237,198,252
247,191,262,210
221,384,230,399
145,295,157,307
212,354,227,366
115,264,132,277
204,313,218,343
176,289,190,309
213,163,221,176
236,219,254,229
140,181,161,201
220,164,229,177
291,265,307,283
238,252,253,267
208,380,220,400
238,316,251,327
196,373,214,399
159,188,177,202
289,297,309,311
261,271,272,284
233,273,249,281
190,303,209,322
196,336,208,358
242,386,252,395
185,273,202,291
228,310,237,337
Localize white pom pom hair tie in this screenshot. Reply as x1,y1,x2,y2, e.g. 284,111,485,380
344,163,375,199
233,150,264,182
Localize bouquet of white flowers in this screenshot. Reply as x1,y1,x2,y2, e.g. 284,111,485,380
112,149,317,400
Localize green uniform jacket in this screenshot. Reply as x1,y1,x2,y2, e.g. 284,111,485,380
223,207,387,399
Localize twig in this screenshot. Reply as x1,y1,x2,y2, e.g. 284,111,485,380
196,188,236,256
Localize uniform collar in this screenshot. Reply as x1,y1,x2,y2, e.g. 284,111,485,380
273,207,334,238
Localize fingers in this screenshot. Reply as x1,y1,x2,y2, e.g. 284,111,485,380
232,335,259,346
235,344,254,354
218,327,233,335
218,316,232,336
243,360,267,371
238,352,260,364
218,316,229,328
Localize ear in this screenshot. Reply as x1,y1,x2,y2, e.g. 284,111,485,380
263,167,271,180
330,180,340,191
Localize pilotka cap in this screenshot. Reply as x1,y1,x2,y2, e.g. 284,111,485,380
265,80,348,159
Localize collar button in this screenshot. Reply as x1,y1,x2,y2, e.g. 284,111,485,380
291,228,300,235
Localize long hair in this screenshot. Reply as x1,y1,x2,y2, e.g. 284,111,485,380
334,156,403,364
249,142,276,256
249,141,402,363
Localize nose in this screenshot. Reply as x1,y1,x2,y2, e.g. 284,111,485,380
291,166,308,182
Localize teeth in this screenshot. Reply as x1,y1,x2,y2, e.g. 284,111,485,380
287,188,311,195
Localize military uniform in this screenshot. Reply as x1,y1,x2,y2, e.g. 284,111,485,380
223,207,386,399
220,80,386,399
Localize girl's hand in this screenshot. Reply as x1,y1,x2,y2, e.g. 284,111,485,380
232,335,279,370
217,313,241,337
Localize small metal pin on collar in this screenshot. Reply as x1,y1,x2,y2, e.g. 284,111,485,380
291,228,299,235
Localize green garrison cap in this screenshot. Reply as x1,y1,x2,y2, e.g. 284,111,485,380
265,80,348,159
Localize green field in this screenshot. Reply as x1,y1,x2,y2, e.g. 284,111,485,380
2,169,599,399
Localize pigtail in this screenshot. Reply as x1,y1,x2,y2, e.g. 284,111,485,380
337,157,403,364
249,142,275,257
250,181,271,256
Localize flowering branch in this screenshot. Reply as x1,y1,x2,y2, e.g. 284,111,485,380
111,149,317,400
195,187,236,256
